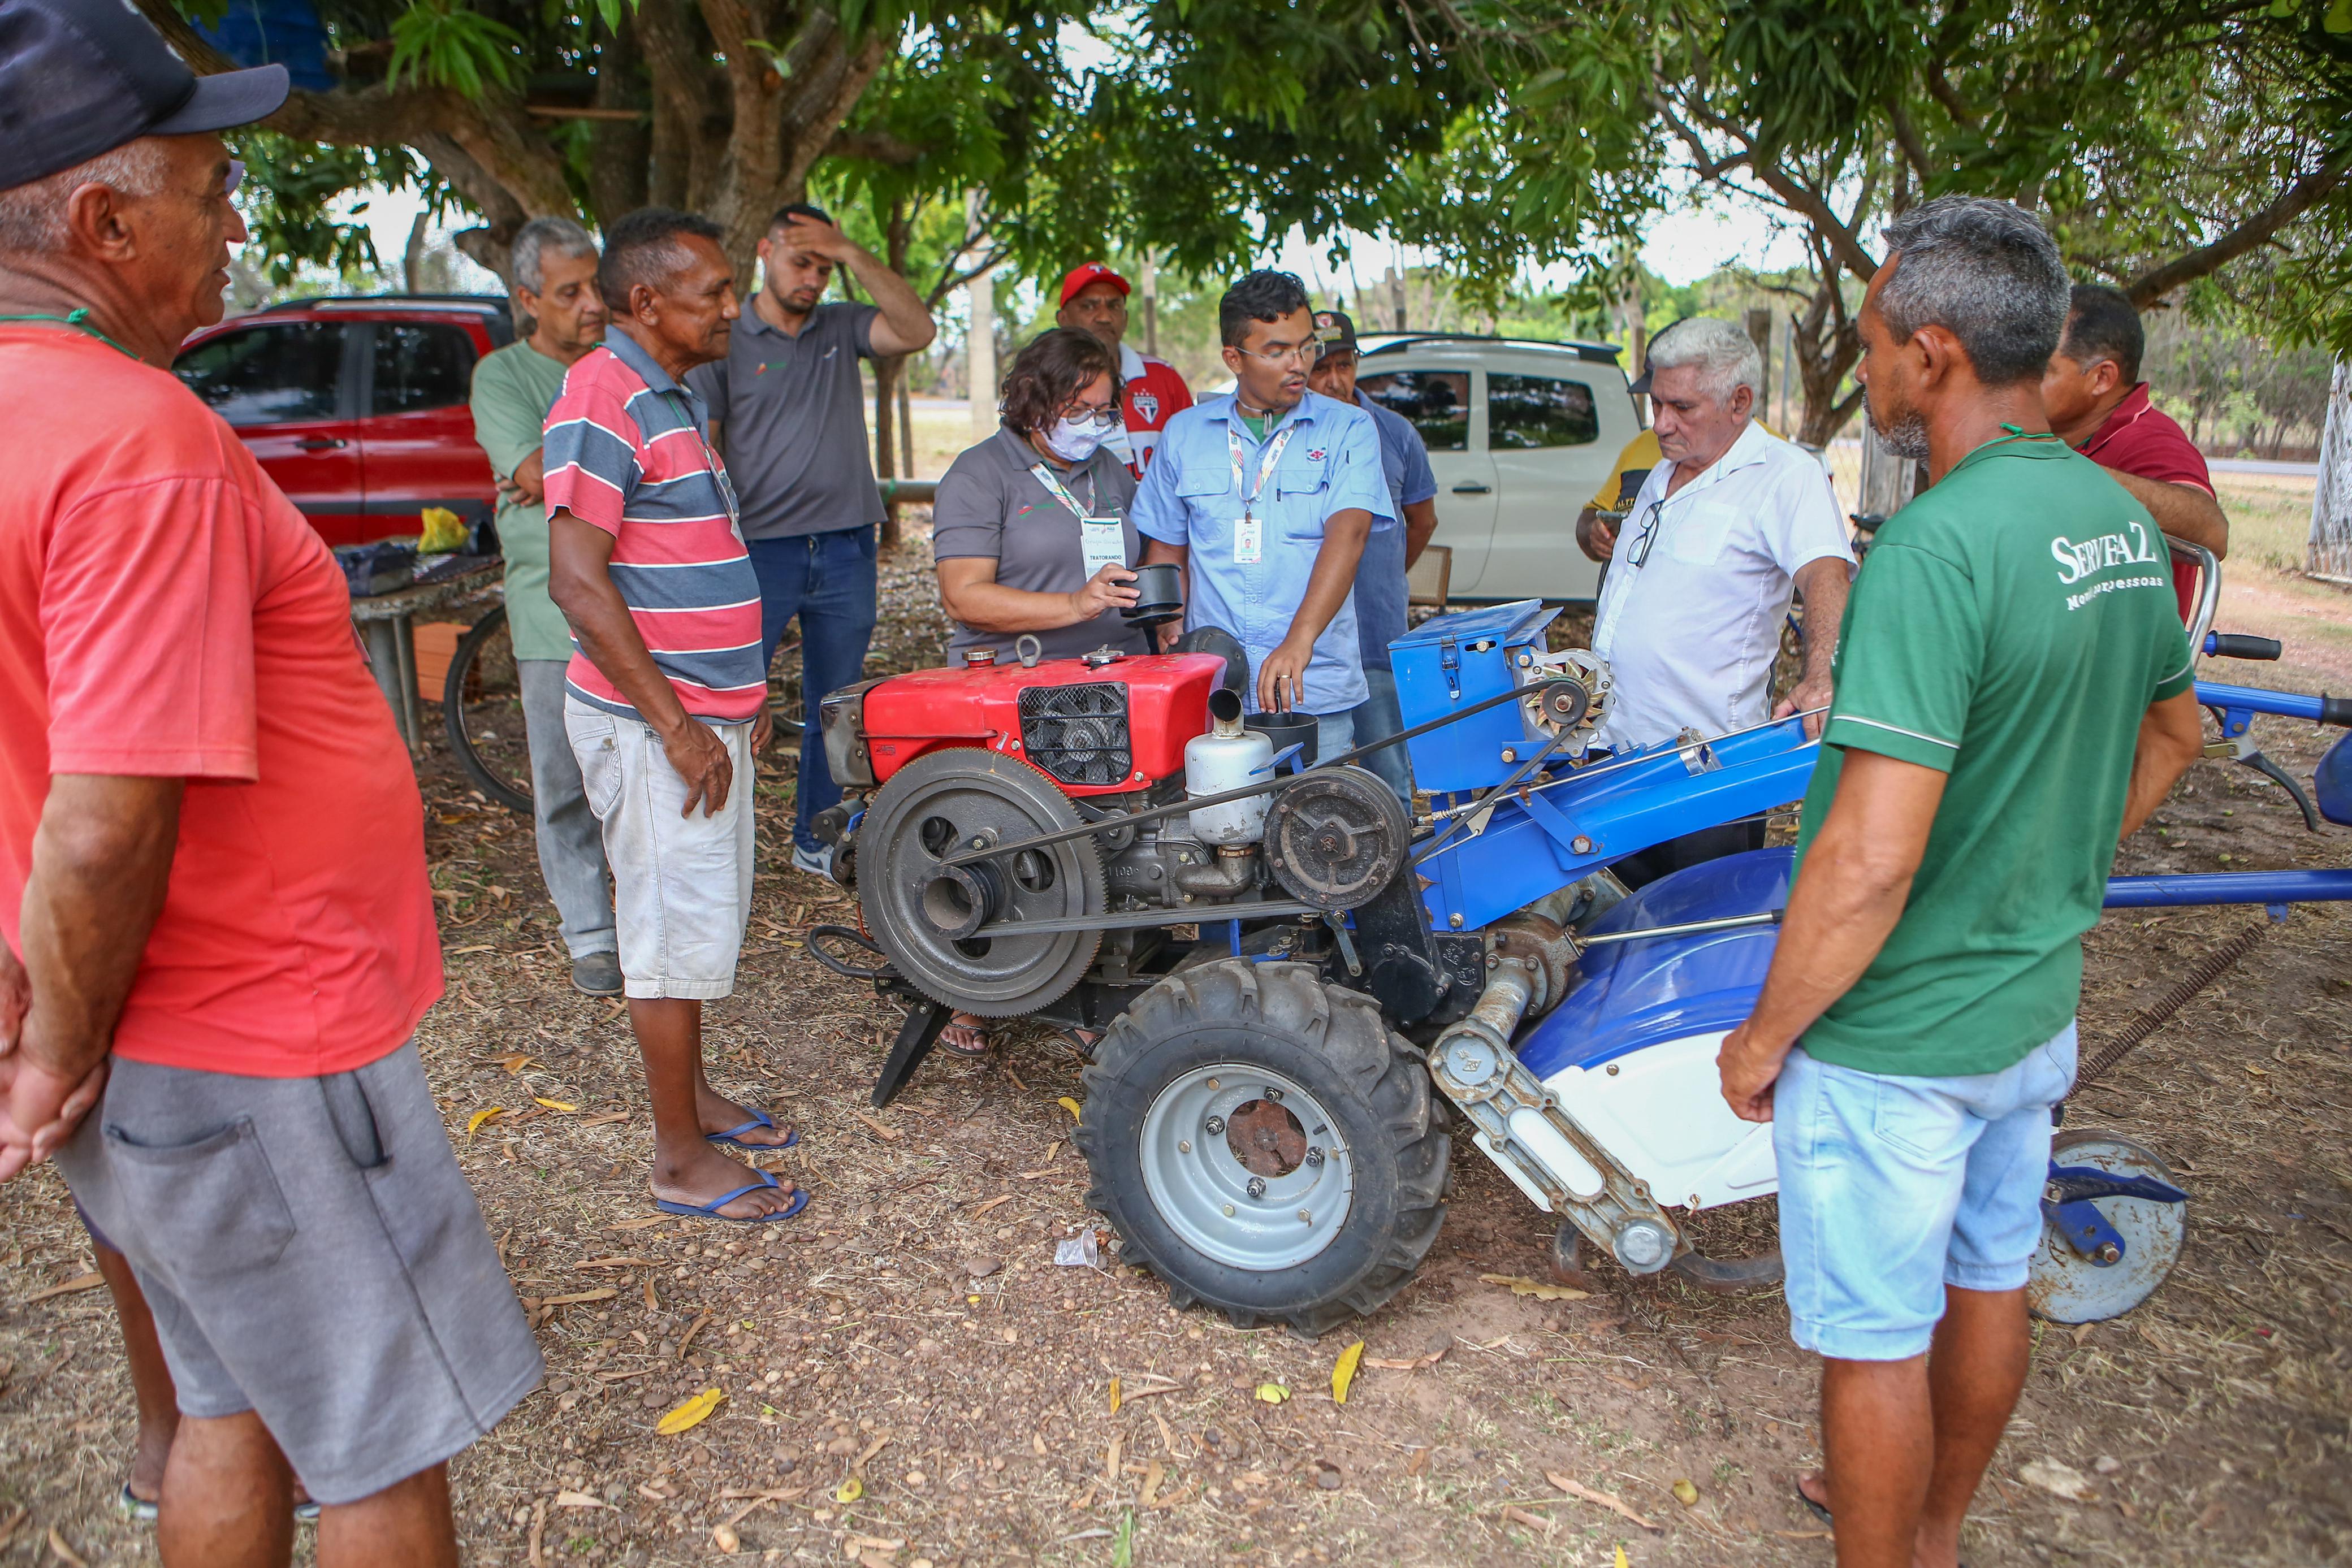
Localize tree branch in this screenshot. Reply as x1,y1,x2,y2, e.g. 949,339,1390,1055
1922,61,1982,132
1886,99,1932,182
825,128,925,165
2125,147,2352,306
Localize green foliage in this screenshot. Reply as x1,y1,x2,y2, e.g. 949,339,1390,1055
230,132,417,284
384,0,526,95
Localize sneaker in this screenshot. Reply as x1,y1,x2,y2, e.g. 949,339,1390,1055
570,951,624,996
790,843,836,881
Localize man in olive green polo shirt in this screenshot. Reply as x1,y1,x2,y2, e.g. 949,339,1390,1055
1717,197,2204,1568
470,216,620,994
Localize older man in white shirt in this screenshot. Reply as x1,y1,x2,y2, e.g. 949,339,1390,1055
1590,316,1854,887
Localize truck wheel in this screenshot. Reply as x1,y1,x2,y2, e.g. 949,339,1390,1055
1075,959,1448,1337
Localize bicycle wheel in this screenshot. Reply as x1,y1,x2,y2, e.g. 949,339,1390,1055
442,604,534,815
768,636,805,736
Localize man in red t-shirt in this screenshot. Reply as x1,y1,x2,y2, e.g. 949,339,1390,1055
0,1,537,1554
1056,261,1194,477
2042,284,2228,624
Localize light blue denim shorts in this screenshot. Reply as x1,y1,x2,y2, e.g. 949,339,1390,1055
1773,1023,2078,1361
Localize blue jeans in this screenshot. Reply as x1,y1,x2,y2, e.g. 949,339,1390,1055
747,526,878,852
1774,1023,2078,1361
1345,665,1413,803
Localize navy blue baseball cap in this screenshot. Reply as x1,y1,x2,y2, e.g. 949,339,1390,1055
0,0,288,191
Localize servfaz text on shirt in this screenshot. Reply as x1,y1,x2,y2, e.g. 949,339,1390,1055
2050,520,2164,586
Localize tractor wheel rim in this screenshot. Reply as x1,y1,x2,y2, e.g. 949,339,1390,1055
1138,1063,1354,1271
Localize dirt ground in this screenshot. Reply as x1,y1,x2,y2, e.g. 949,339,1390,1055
3,506,2349,1568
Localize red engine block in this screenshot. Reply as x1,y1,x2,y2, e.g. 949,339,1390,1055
859,652,1228,795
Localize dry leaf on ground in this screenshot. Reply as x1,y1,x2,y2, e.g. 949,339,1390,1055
2020,1458,2097,1502
1545,1471,1661,1532
1331,1340,1365,1404
1479,1272,1591,1302
655,1388,725,1435
22,1272,102,1305
1255,1383,1290,1404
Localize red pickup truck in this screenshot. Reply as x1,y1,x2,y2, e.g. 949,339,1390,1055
175,294,512,548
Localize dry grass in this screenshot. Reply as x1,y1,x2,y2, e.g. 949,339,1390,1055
2,523,2347,1566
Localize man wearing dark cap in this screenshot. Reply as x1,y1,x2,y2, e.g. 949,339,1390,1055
1056,260,1194,477
1305,307,1438,803
0,1,538,1559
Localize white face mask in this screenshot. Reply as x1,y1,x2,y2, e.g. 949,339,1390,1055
1041,415,1107,464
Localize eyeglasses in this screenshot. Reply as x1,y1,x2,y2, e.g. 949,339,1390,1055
1626,499,1668,567
1056,400,1119,430
1231,337,1321,369
224,158,245,198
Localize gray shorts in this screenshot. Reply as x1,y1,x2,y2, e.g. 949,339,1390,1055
54,1042,542,1504
565,697,755,999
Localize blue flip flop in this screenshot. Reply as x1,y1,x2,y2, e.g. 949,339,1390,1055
654,1169,810,1224
705,1107,800,1153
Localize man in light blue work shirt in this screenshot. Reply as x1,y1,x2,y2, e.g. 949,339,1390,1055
1134,271,1393,760
1307,309,1439,802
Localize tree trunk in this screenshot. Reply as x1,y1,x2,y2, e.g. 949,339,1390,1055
898,372,915,479
1789,267,1866,448
875,353,903,550
967,263,997,441
587,10,651,227
2312,359,2352,579
403,211,429,294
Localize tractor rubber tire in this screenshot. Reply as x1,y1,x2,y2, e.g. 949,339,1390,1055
1075,959,1448,1338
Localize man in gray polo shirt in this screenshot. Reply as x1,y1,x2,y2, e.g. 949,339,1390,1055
690,203,937,876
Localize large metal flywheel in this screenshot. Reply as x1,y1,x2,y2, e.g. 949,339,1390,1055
857,749,1106,1017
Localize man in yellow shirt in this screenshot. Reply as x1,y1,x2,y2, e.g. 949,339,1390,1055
1576,426,1661,561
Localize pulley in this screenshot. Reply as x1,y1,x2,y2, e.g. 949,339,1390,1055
1262,765,1411,911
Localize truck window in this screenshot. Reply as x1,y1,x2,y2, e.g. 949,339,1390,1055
371,323,477,415
1357,370,1469,452
175,322,345,426
1489,373,1599,449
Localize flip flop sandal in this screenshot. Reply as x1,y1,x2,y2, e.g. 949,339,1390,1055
1795,1478,1833,1526
295,1500,321,1523
940,1017,994,1057
705,1108,801,1153
116,1484,158,1523
654,1171,810,1224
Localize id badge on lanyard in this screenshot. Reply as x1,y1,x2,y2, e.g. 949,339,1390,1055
1079,517,1126,577
1227,423,1294,568
1030,461,1127,581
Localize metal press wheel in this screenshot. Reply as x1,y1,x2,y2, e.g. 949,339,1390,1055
442,604,534,816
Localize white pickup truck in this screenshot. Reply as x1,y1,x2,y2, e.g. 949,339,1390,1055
1354,332,1641,604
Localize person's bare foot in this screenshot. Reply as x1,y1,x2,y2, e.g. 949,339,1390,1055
1796,1469,1833,1521
651,1142,800,1219
693,1083,795,1147
941,1013,992,1056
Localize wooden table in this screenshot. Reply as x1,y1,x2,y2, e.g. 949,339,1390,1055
348,559,504,753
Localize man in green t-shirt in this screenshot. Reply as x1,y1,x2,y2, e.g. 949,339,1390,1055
470,216,620,994
1716,197,2204,1568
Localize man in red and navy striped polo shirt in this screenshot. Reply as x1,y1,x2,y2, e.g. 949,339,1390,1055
546,208,806,1225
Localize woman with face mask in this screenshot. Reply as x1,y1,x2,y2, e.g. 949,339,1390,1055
930,328,1143,1055
934,328,1147,674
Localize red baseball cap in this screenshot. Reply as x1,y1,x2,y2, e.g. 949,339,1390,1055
1058,262,1132,308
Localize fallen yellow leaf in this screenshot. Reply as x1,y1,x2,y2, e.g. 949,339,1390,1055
1672,1476,1699,1506
1615,1548,1629,1568
534,1097,579,1112
1057,1095,1083,1122
655,1387,725,1435
495,1052,534,1074
1108,1376,1122,1414
1331,1340,1365,1405
1479,1272,1591,1302
554,1490,611,1509
1255,1383,1290,1405
467,1107,505,1137
834,1476,863,1504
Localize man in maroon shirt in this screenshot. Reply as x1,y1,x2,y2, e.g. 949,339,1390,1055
2040,284,2228,623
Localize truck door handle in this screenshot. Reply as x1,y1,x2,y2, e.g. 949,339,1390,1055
1451,482,1491,494
297,437,348,451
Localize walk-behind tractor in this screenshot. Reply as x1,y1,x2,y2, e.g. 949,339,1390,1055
808,554,2352,1338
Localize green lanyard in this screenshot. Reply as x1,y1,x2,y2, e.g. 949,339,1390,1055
0,307,142,362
